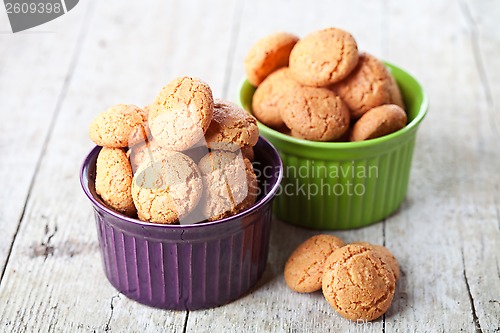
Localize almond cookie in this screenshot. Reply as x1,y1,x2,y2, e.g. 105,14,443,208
198,151,258,221
387,72,405,110
280,86,350,141
128,140,167,173
89,104,147,148
352,242,400,280
290,129,305,140
148,77,214,151
244,32,299,86
95,147,136,217
241,145,255,161
350,104,407,141
332,53,405,119
204,99,259,151
131,151,203,224
322,244,396,322
289,28,358,87
284,235,345,293
252,67,301,129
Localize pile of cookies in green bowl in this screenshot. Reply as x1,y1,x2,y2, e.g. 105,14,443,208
245,27,406,142
240,27,428,229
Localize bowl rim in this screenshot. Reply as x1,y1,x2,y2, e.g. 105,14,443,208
240,61,429,150
80,136,284,229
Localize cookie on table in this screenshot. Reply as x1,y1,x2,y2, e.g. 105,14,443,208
332,53,405,119
350,104,407,141
280,86,350,141
289,27,359,87
252,67,302,129
322,244,396,322
198,151,258,221
284,234,345,293
245,32,299,86
95,147,136,217
204,99,259,151
131,151,203,224
148,76,214,151
89,104,147,148
351,242,400,280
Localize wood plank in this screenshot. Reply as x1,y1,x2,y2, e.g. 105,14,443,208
383,0,500,331
0,0,498,331
456,0,500,331
189,0,390,332
0,0,236,332
0,0,88,277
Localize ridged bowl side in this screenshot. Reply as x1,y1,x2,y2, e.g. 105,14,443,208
240,62,428,230
94,205,272,310
272,137,416,229
81,137,283,310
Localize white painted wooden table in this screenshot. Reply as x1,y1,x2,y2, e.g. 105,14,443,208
1,0,499,332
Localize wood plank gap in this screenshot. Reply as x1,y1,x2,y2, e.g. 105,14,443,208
221,0,244,99
457,0,498,137
0,0,95,286
104,293,121,332
182,311,189,333
382,220,386,332
461,249,483,333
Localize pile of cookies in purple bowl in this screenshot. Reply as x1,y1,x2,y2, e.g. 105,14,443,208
80,77,283,310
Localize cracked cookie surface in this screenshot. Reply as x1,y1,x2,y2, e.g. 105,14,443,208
252,67,301,129
289,28,358,87
205,99,259,151
351,242,400,280
128,139,167,173
245,32,299,86
280,86,350,141
95,147,136,217
89,104,147,148
332,53,405,119
350,104,407,141
148,76,214,151
131,151,202,224
322,244,396,322
284,234,345,293
198,151,258,221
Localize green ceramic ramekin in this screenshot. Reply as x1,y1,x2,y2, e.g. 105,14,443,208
240,63,428,229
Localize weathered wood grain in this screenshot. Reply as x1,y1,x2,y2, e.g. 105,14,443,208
457,0,500,331
0,0,236,332
189,0,389,332
0,0,89,279
0,0,498,332
382,0,500,331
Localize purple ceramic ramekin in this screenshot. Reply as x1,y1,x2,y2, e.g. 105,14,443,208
80,137,283,310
